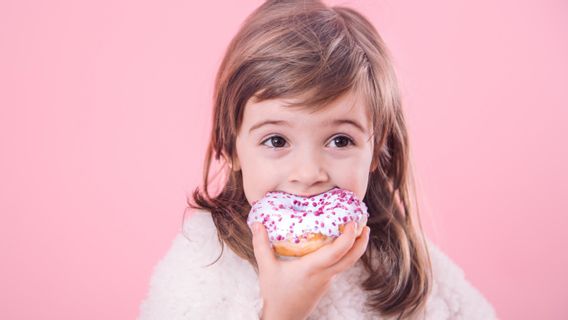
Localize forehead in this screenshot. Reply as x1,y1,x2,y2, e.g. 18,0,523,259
242,91,372,131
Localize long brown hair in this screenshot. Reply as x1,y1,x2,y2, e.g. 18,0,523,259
185,1,432,318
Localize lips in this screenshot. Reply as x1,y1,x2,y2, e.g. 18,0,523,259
251,187,341,207
273,186,339,198
286,186,340,198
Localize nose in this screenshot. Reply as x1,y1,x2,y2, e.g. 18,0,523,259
288,146,329,186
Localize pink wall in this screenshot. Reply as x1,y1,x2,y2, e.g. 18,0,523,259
1,0,566,319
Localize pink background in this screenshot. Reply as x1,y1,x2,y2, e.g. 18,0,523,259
1,0,566,319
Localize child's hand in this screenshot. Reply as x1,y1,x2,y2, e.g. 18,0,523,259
252,221,370,320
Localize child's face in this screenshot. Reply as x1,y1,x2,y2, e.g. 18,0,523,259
233,91,375,206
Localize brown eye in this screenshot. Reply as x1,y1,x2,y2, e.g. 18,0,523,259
329,135,354,148
261,135,355,149
262,136,287,148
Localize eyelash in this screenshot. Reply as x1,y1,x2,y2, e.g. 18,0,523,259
260,134,356,149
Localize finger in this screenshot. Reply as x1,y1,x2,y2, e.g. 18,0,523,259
251,222,277,271
301,221,358,270
324,226,370,277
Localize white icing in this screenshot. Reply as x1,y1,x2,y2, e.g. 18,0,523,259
246,187,369,244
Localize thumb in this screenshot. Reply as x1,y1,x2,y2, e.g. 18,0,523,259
251,222,277,270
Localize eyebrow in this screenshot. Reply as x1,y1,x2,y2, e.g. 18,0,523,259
248,118,367,134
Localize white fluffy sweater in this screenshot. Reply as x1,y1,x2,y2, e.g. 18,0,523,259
138,209,497,319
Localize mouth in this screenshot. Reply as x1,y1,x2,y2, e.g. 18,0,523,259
293,186,340,198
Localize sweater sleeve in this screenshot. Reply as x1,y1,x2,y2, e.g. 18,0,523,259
137,211,264,320
425,240,498,320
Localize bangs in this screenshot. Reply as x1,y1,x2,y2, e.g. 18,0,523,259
239,9,372,114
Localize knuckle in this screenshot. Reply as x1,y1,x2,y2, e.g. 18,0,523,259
330,261,349,275
332,254,356,275
329,249,344,262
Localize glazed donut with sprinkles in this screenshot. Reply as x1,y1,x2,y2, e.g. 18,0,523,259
247,187,369,258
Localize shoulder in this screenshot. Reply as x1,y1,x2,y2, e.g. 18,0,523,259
137,208,222,319
137,207,263,320
423,237,498,320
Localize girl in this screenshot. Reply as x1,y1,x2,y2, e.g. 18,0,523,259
138,1,497,319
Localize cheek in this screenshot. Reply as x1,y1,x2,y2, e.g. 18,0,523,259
333,156,371,200
241,159,281,205
337,175,368,201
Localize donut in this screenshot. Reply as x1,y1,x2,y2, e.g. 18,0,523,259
247,187,369,258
